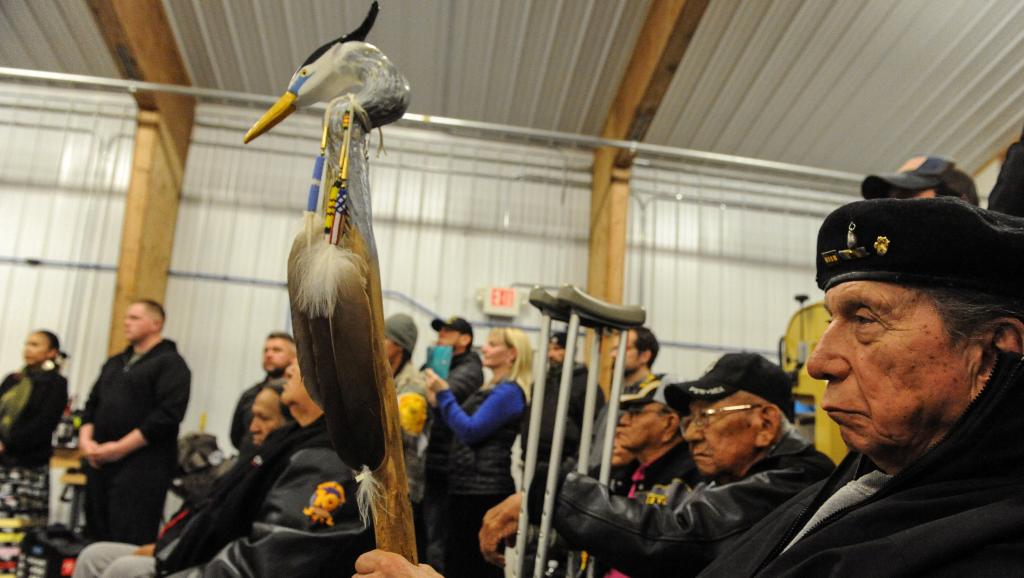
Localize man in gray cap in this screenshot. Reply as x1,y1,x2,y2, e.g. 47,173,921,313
702,198,1024,577
383,313,429,558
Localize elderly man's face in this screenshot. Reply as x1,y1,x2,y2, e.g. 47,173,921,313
616,402,677,455
807,281,981,473
683,393,770,483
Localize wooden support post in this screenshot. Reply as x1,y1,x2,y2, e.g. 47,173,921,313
108,111,185,354
587,0,709,395
87,0,195,354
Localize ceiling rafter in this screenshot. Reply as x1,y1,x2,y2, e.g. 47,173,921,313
600,0,711,166
87,0,194,163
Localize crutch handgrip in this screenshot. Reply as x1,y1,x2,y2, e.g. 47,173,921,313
528,287,570,321
555,285,646,328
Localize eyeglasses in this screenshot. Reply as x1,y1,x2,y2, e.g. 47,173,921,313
682,404,762,431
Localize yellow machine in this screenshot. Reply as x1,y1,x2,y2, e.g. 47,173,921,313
780,299,848,464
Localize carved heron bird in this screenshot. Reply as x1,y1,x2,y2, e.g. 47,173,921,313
243,2,416,559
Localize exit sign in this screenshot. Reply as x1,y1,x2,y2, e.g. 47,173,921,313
479,286,520,317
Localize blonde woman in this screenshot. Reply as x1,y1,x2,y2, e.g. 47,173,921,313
424,327,532,578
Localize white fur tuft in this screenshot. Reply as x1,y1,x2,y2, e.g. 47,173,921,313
355,466,382,527
292,239,366,318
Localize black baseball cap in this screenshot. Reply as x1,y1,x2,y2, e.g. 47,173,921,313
549,332,567,349
665,353,793,419
861,155,978,205
430,316,473,340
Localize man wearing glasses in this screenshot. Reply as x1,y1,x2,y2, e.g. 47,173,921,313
541,353,832,578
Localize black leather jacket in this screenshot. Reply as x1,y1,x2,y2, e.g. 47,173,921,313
700,353,1024,578
555,428,833,578
157,419,373,577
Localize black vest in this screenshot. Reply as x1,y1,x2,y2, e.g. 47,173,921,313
447,384,523,495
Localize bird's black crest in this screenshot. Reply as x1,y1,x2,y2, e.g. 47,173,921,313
300,2,380,68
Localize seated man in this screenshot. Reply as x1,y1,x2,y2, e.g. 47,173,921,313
229,332,295,453
543,353,832,577
247,384,293,448
358,354,833,578
491,379,700,575
74,359,372,578
701,198,1024,576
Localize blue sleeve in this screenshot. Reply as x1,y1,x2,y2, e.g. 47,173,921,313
436,382,526,446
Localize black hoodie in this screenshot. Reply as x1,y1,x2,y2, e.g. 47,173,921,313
82,340,190,459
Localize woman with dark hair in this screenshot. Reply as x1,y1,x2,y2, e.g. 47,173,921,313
0,330,69,519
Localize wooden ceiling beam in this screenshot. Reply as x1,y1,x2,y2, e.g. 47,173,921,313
587,0,709,394
87,0,195,354
602,0,710,164
87,0,194,163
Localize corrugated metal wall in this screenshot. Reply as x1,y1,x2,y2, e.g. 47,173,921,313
0,83,134,406
0,83,848,448
625,162,846,380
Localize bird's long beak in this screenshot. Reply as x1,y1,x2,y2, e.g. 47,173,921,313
244,92,298,143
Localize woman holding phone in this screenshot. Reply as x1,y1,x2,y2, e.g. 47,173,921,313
424,327,532,578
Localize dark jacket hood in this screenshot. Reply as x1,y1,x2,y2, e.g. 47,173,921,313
119,339,181,363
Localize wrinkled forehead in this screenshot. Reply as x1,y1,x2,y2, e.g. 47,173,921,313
822,279,927,315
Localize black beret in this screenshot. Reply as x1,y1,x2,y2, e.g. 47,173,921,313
816,198,1024,296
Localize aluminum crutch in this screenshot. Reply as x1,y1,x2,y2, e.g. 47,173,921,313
533,285,645,578
512,287,567,578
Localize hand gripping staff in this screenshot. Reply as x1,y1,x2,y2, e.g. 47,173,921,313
521,286,646,578
242,2,417,561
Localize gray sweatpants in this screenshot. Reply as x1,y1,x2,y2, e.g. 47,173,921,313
72,542,157,578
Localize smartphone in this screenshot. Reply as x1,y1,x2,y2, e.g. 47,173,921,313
425,345,453,380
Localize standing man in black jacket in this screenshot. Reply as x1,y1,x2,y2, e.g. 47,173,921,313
80,300,191,544
422,316,483,573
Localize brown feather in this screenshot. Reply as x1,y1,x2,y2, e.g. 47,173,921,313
287,237,324,409
286,230,387,470
327,267,387,470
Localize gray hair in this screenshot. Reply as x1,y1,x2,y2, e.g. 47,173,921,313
916,286,1024,344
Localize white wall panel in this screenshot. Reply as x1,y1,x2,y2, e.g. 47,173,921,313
0,83,135,403
625,163,845,381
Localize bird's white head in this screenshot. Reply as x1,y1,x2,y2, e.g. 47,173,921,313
244,2,383,143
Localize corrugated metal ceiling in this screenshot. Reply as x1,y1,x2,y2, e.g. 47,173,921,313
1,0,1022,176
